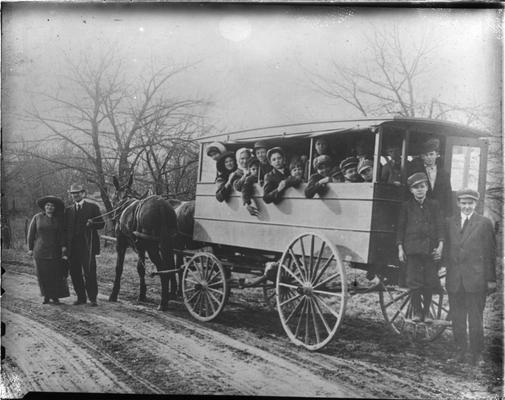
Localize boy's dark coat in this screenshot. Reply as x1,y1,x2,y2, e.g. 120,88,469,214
263,168,290,204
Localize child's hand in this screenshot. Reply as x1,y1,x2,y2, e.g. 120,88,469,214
318,177,330,185
432,243,443,261
27,250,33,257
398,247,407,263
278,180,287,191
246,204,259,216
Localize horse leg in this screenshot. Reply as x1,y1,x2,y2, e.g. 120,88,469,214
109,236,127,302
147,245,170,311
137,249,147,302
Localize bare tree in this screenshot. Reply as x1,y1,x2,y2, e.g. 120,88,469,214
21,50,208,211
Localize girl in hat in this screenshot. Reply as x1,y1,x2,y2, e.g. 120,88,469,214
215,151,238,202
27,196,70,304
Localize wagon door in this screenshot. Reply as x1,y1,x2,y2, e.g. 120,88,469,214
444,136,488,213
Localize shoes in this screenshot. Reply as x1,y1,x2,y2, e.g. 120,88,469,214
412,313,423,323
73,299,86,305
90,300,98,307
424,316,433,324
433,319,452,327
43,298,50,304
52,298,60,304
471,353,485,367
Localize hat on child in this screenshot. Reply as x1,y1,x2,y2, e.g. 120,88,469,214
313,155,331,170
289,156,304,171
421,138,440,154
456,188,480,201
407,172,428,188
339,156,359,172
254,141,268,150
357,159,373,174
206,142,226,156
266,147,285,161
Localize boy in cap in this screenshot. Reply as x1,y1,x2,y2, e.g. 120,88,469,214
263,147,297,204
445,189,496,366
340,156,363,183
254,141,272,184
396,172,444,323
357,159,374,182
410,138,453,217
305,155,334,198
380,144,402,185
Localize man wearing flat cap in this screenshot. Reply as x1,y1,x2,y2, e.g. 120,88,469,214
63,184,105,306
445,188,496,366
409,137,453,217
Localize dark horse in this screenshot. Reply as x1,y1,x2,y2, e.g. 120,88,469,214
108,175,197,310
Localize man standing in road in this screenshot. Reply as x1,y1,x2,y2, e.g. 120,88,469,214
63,184,105,306
445,189,496,366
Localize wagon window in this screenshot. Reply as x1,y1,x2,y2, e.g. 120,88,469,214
449,145,481,191
201,144,220,183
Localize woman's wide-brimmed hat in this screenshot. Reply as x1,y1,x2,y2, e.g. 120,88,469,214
36,196,65,212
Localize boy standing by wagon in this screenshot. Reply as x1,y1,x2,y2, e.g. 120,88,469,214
396,172,444,322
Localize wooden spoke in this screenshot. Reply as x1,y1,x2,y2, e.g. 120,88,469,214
284,295,305,325
207,279,224,287
280,264,305,287
311,254,335,286
298,237,308,277
313,271,341,290
312,296,332,335
205,291,217,315
294,298,307,339
279,293,302,308
184,278,200,286
312,289,344,298
389,294,410,324
308,235,315,284
309,299,321,344
288,248,308,282
383,290,410,309
310,240,326,283
315,295,343,320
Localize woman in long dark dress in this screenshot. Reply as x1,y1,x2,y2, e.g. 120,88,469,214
27,195,69,304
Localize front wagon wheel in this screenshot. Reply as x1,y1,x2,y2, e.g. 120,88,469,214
276,233,347,351
182,252,229,322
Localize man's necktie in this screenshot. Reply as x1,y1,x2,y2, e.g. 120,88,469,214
461,217,469,233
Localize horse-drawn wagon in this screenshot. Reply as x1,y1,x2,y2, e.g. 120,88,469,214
111,118,490,351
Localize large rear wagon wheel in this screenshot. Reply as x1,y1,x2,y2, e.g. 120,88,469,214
276,233,347,351
378,267,450,342
182,252,229,322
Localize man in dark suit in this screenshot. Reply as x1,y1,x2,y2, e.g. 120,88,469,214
62,184,105,306
445,189,496,366
409,138,453,217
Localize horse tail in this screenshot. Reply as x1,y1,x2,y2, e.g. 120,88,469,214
158,203,178,269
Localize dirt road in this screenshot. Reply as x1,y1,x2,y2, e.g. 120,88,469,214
1,254,502,398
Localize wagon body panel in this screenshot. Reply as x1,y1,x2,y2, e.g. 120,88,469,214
193,182,373,263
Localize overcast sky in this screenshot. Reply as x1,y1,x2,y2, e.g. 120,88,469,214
2,4,501,143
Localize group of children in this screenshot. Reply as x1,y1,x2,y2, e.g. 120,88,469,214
207,137,377,215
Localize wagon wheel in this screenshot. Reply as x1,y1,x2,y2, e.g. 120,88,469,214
378,266,450,342
276,232,347,351
182,252,229,322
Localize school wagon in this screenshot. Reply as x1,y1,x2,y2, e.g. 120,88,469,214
178,118,489,351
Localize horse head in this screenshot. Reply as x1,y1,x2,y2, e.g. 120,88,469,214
111,174,144,222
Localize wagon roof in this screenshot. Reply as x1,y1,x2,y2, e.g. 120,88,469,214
198,117,490,143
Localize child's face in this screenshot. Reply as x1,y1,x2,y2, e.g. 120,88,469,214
315,139,328,155
317,164,331,177
249,165,259,176
255,148,267,163
290,166,303,178
458,198,477,216
386,147,400,162
410,181,428,200
269,152,284,170
421,151,438,167
344,167,359,181
238,152,250,169
224,157,235,171
360,167,373,182
209,151,220,161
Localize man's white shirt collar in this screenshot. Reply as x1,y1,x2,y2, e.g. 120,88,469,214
75,200,85,208
461,212,474,225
